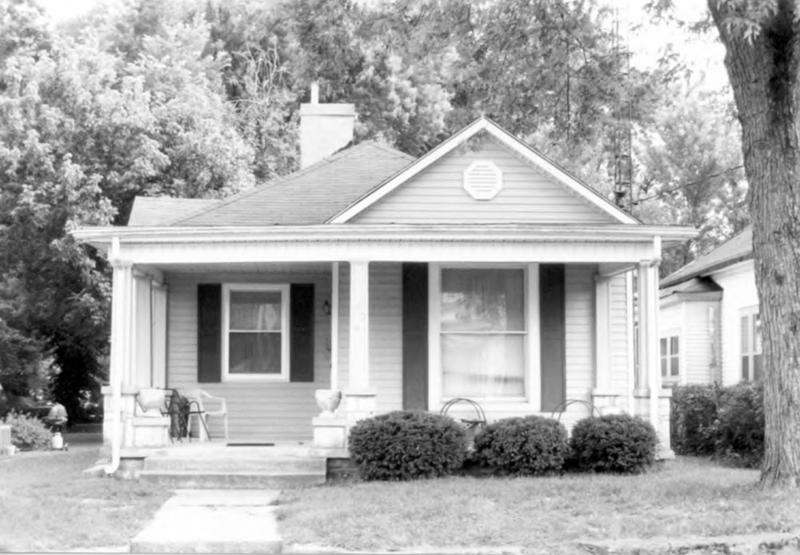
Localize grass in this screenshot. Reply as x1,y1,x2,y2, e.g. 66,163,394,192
0,446,169,551
278,457,800,554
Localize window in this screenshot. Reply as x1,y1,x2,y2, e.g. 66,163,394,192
660,334,680,380
222,284,289,381
439,268,526,398
740,307,762,382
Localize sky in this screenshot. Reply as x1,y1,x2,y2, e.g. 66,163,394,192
36,0,729,91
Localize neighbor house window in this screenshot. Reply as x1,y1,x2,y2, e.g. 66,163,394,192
660,334,680,380
740,307,762,382
222,284,289,381
440,268,526,398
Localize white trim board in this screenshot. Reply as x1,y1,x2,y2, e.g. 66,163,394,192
329,117,638,225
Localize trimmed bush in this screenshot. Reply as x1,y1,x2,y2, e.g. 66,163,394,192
3,411,52,450
671,384,720,456
570,414,658,474
348,411,468,480
715,383,764,468
473,416,569,476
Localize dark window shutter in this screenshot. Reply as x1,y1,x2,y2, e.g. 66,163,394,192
290,283,315,382
197,284,222,383
402,263,428,410
540,264,566,411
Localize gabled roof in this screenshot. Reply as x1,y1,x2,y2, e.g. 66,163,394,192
127,197,219,226
661,225,753,288
329,117,638,225
128,141,414,227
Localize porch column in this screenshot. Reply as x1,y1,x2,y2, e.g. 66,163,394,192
344,260,375,420
103,258,134,451
637,260,671,455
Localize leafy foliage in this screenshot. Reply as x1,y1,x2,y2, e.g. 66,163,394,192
2,410,52,450
671,384,720,456
570,414,658,474
348,411,468,481
473,416,569,476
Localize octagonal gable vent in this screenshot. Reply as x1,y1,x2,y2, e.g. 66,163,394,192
463,160,503,200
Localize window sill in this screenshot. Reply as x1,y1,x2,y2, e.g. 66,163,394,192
222,374,289,383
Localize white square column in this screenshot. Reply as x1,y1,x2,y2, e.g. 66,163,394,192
343,260,376,421
636,261,672,457
592,274,621,413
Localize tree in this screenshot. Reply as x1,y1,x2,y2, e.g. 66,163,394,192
709,0,800,487
633,85,749,276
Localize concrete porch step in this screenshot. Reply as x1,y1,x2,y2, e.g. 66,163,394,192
142,455,326,474
138,469,325,489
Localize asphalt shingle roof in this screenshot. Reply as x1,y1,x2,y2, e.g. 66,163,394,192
169,141,413,227
127,197,220,226
661,225,753,287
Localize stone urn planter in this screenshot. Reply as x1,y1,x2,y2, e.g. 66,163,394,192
315,389,342,417
137,387,166,416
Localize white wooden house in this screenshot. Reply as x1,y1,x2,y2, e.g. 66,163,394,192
73,93,694,465
659,226,759,386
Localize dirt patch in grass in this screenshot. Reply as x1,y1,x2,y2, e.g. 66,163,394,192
278,457,800,555
0,447,169,551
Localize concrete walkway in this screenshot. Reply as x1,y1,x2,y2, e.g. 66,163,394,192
130,489,282,553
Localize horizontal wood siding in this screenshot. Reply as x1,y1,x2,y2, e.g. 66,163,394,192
608,273,632,395
167,270,331,441
684,301,717,384
565,265,596,414
353,136,616,225
712,260,758,385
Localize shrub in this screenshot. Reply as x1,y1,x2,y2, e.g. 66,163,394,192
473,416,569,476
671,384,720,456
2,411,52,450
348,411,467,480
570,414,658,474
715,382,763,468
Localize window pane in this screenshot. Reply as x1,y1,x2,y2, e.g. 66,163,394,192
741,356,750,381
754,314,762,354
661,358,667,377
753,354,763,382
441,334,524,397
671,355,679,376
230,291,282,331
441,269,524,332
670,336,679,355
229,332,281,374
660,338,667,357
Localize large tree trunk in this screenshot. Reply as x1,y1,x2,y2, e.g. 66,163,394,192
709,0,800,487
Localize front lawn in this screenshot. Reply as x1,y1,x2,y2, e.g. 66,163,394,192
0,447,169,551
278,457,800,554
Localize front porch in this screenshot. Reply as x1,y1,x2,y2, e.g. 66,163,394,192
88,224,684,467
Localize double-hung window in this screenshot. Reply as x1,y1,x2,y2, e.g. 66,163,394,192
439,268,526,399
660,334,680,381
222,284,289,381
740,306,762,382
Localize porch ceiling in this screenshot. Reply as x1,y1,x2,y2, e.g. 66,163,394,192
152,261,332,274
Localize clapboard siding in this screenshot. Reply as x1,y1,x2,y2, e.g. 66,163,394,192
684,301,718,384
608,273,632,395
353,136,616,225
166,270,331,441
564,265,596,410
710,260,758,385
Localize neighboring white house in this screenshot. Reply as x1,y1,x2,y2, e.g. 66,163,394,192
73,92,694,463
659,226,759,386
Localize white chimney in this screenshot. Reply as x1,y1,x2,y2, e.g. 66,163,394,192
299,82,356,169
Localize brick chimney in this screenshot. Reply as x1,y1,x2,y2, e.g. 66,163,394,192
299,83,356,169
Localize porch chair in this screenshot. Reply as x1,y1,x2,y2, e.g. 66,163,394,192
184,389,229,441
